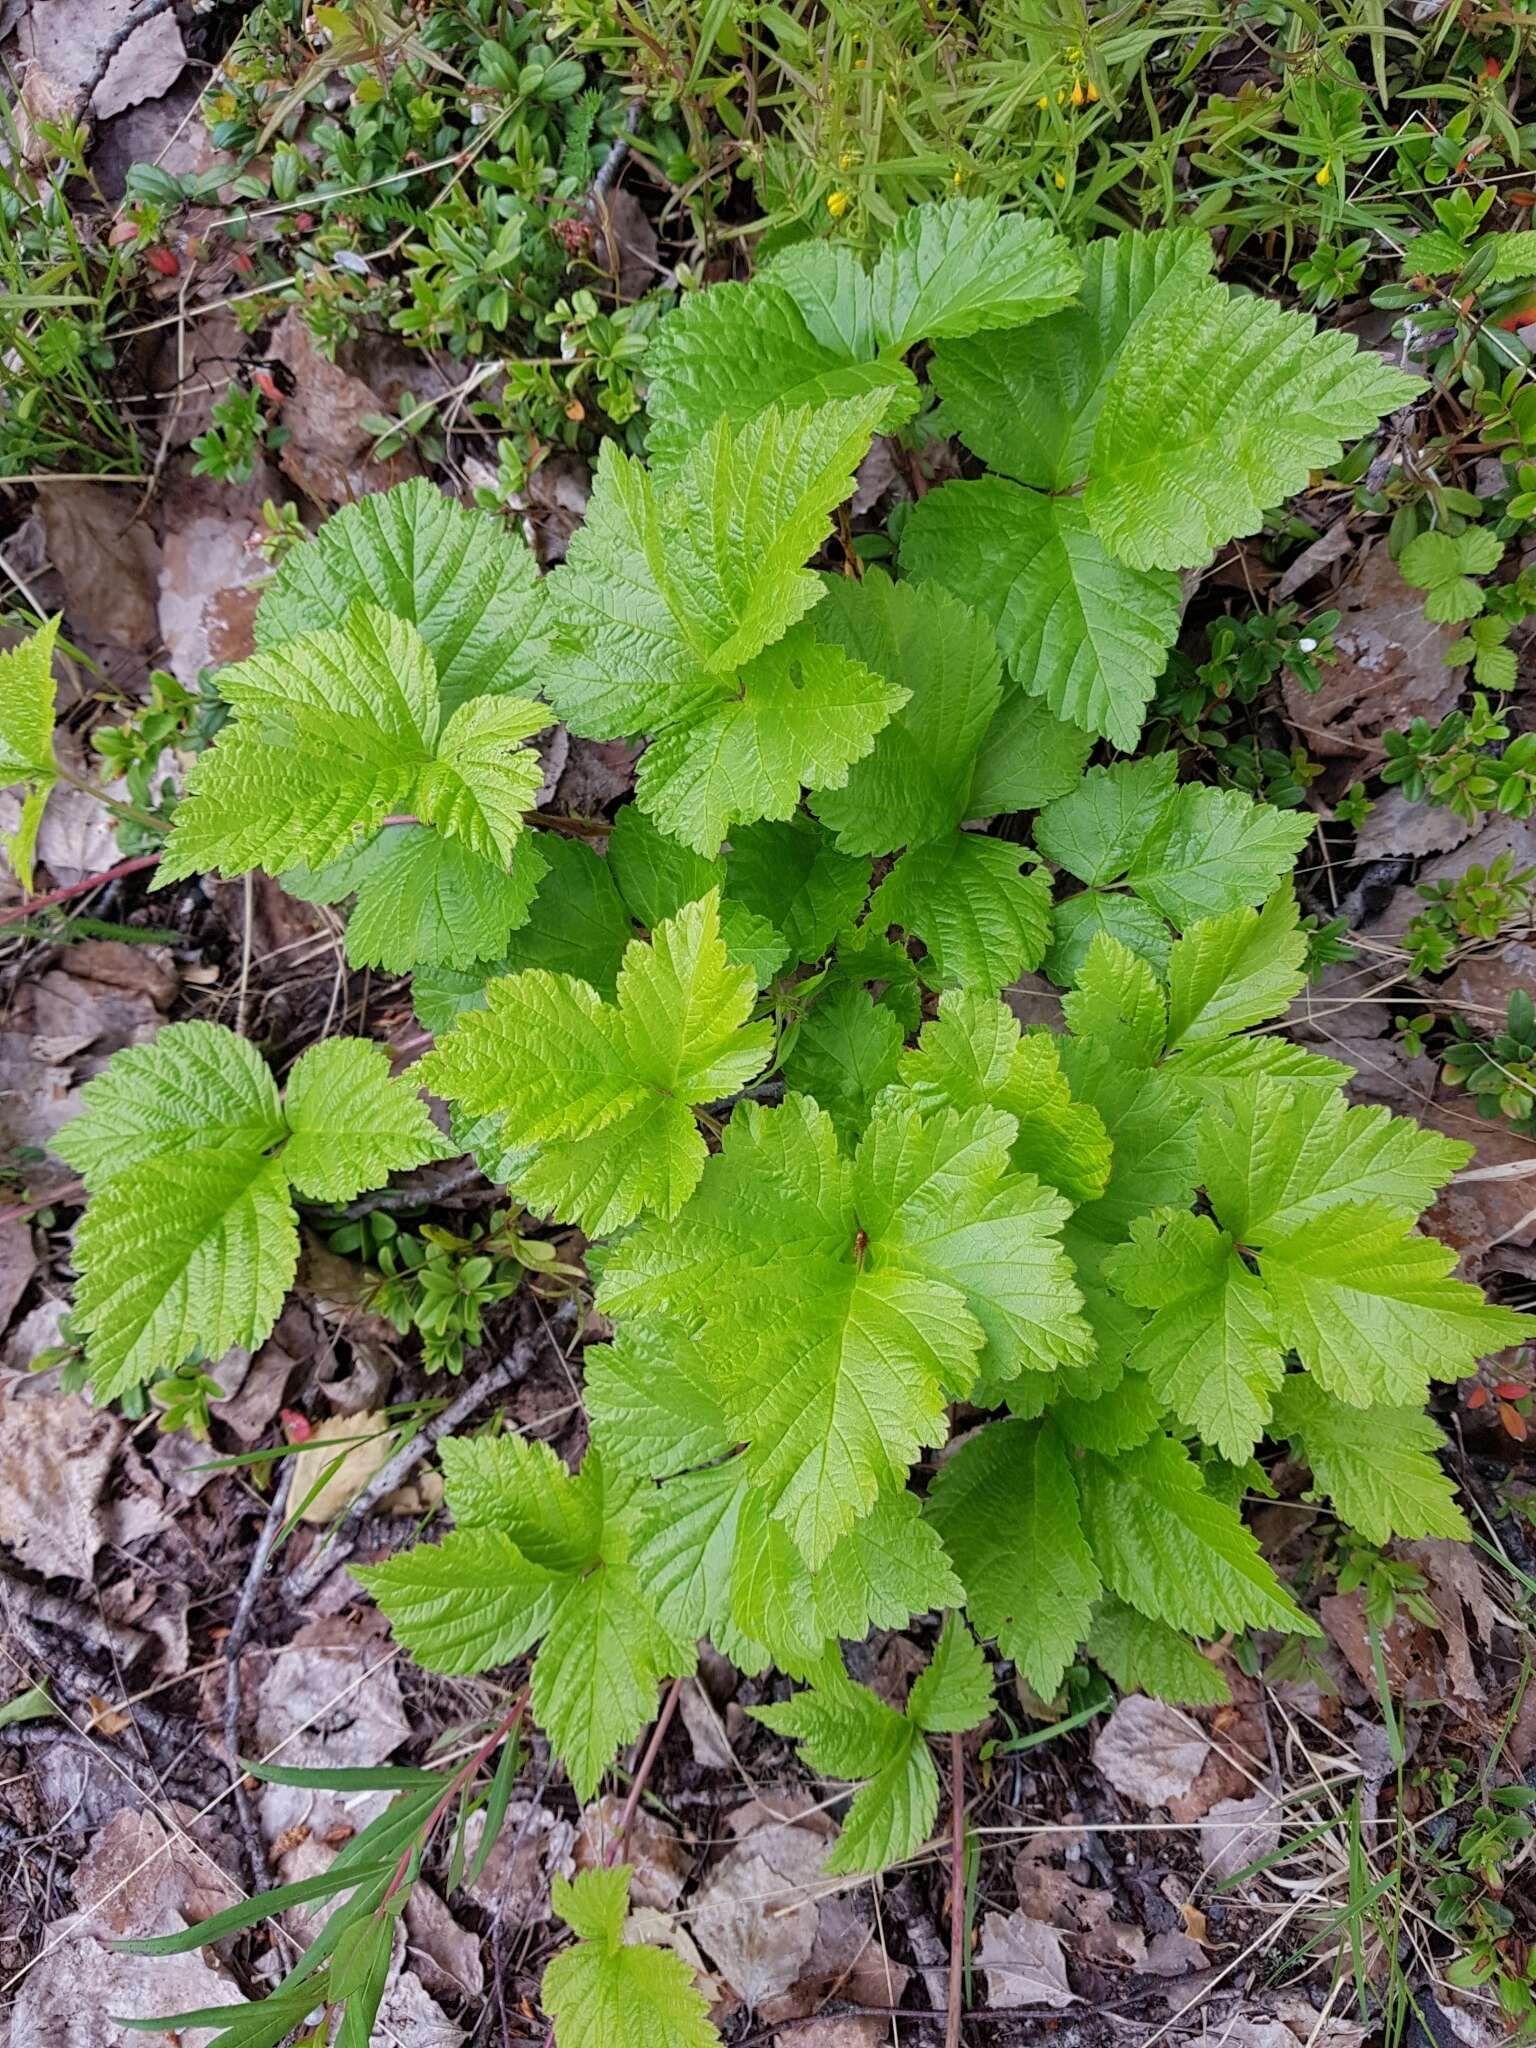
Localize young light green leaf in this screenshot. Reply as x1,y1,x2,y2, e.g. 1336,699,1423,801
543,1866,721,2048
1164,888,1308,1047
868,198,1080,350
279,1038,452,1203
1398,527,1503,624
421,891,772,1233
0,614,60,890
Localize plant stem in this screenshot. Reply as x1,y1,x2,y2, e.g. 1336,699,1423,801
0,852,160,926
944,1730,966,2048
612,1676,684,1865
377,1690,529,1912
50,760,169,835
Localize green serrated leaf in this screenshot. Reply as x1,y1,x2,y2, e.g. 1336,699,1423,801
0,614,60,890
871,832,1052,993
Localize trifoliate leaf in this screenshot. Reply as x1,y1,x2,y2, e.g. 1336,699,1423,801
59,1021,451,1399
930,226,1215,490
161,602,546,903
1200,1076,1472,1240
753,1616,993,1875
1271,1376,1467,1544
56,1019,285,1191
724,812,871,966
1084,279,1419,572
1044,889,1171,989
544,397,887,740
279,1038,453,1203
926,1418,1100,1700
364,1450,690,1799
892,989,1112,1203
1085,1598,1230,1707
1257,1201,1531,1407
255,477,547,715
421,891,772,1233
636,621,902,855
1398,527,1503,624
1105,1211,1286,1462
1164,888,1308,1047
643,277,920,483
871,832,1051,992
543,1867,721,2048
600,1095,1088,1565
781,984,904,1138
1076,1432,1316,1638
0,614,60,891
899,477,1183,749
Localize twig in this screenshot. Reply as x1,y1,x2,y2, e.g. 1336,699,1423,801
612,1676,683,1865
585,102,641,215
79,0,180,112
223,1464,294,1890
307,1156,488,1221
0,853,159,927
944,1732,966,2048
0,1557,148,1665
282,1301,576,1603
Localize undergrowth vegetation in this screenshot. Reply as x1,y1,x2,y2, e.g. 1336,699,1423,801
2,176,1532,2042
3,3,1536,2042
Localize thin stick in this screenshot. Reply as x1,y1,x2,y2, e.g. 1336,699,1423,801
223,1463,294,1890
944,1731,965,2048
0,853,159,926
281,1303,575,1603
613,1677,683,1865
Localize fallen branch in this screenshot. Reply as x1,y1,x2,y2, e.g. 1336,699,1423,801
0,853,160,927
613,1676,684,1865
223,1463,294,1891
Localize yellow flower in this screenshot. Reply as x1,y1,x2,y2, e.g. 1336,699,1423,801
1316,162,1331,186
1053,169,1066,190
838,151,852,170
827,189,850,218
1070,79,1085,106
952,167,963,187
1036,93,1049,109
1086,80,1099,103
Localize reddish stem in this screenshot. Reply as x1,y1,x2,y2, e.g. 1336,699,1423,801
376,1691,528,1913
610,1676,684,1866
0,852,160,926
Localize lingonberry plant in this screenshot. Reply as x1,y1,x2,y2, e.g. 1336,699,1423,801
3,200,1528,2048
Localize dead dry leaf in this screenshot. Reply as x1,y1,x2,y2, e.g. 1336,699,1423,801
574,1793,691,1910
10,1923,245,2047
255,1615,409,1860
975,1909,1076,2009
269,312,421,506
1092,1696,1211,1809
289,1410,397,1523
70,1806,241,1940
1281,543,1463,758
0,1215,37,1334
373,1967,464,2048
0,1384,123,1577
36,484,161,649
460,1798,576,1921
19,0,186,120
404,1883,484,2004
1200,1793,1282,1886
692,1820,831,2006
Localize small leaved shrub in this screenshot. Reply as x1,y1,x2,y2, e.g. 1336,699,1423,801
2,199,1528,2048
